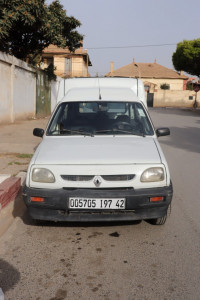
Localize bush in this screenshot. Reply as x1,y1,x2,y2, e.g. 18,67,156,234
160,83,170,90
44,63,57,81
186,82,193,91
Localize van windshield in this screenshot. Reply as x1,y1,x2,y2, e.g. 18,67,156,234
47,101,154,136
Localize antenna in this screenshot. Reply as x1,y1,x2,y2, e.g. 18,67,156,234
134,63,140,97
98,78,102,100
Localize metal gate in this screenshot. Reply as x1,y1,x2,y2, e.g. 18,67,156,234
36,70,51,117
147,93,154,107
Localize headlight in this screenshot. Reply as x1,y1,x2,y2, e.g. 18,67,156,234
32,168,55,183
141,167,164,182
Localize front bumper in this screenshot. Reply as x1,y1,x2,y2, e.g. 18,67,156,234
23,184,173,222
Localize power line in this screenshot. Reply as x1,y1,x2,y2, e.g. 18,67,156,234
87,43,177,50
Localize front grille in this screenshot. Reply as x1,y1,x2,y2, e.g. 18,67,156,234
61,174,135,182
61,175,93,181
102,175,135,181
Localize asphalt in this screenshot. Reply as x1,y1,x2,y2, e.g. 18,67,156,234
1,107,200,300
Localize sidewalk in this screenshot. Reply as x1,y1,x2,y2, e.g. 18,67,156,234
0,117,49,237
0,117,49,175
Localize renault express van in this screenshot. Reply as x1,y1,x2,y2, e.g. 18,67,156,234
24,78,173,225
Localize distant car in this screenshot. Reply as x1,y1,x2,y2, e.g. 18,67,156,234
23,78,173,225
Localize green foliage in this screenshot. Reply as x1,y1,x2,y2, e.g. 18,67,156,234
44,63,57,81
172,39,200,77
16,153,33,158
0,0,83,62
186,82,193,91
160,83,170,90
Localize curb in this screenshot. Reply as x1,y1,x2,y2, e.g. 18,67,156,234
0,172,27,237
0,177,21,210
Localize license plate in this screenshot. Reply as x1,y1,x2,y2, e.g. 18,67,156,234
69,198,126,209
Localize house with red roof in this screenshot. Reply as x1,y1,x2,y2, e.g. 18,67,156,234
106,60,188,92
105,60,200,108
42,44,92,78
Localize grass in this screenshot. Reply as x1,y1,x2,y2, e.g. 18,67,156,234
7,153,32,167
8,161,27,166
16,154,33,159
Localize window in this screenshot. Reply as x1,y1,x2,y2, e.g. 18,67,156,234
47,101,154,136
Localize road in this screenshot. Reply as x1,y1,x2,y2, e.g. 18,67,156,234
0,108,200,300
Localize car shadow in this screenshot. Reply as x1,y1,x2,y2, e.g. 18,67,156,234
0,259,20,294
12,189,26,219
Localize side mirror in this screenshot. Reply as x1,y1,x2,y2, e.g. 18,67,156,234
33,128,44,138
156,128,170,137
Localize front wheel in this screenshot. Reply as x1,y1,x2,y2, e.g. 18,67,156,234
148,204,171,225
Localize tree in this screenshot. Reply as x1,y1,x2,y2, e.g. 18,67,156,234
172,39,200,77
0,0,83,64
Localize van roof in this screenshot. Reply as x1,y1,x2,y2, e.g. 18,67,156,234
57,77,147,106
62,87,139,102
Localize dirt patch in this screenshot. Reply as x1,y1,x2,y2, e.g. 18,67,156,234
0,153,32,176
0,117,49,176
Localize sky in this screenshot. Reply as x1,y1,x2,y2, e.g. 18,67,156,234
47,0,200,77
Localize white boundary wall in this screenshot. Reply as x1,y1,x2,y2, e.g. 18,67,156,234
50,77,62,112
0,51,36,124
154,90,200,108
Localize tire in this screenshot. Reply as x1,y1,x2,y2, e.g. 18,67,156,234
148,204,171,225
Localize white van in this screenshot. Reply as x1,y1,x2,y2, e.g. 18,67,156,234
24,78,173,225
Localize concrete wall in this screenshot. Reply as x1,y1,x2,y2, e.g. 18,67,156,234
142,78,184,91
54,56,65,77
50,78,61,112
13,66,36,120
72,56,87,77
154,90,200,108
0,51,36,124
0,60,12,123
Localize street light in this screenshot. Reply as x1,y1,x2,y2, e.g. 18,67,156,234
134,63,141,96
85,49,89,77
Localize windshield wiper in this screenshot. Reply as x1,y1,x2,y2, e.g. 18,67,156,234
96,129,145,137
114,129,146,137
60,129,94,137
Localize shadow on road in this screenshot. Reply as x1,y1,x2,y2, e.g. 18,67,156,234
0,259,20,293
12,190,26,219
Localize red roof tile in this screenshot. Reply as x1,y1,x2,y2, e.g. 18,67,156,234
43,44,87,55
106,62,188,79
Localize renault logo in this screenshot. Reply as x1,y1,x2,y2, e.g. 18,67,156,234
94,176,102,187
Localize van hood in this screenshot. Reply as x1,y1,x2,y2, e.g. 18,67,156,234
34,136,161,165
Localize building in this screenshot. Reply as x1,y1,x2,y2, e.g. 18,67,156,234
106,60,188,91
42,44,92,78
